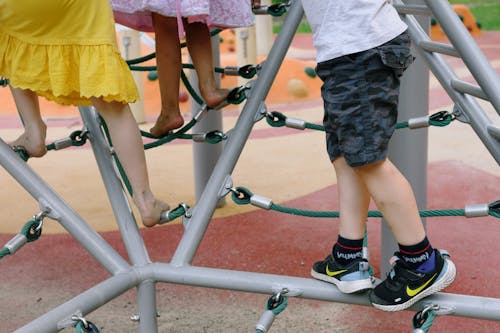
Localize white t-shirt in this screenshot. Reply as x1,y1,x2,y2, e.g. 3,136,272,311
301,0,408,63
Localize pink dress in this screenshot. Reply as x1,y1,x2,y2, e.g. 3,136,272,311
111,0,254,33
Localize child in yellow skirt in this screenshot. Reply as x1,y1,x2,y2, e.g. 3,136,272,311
0,0,169,227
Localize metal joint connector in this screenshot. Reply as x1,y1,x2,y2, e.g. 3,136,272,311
285,117,306,130
250,194,273,210
464,203,489,217
408,116,430,129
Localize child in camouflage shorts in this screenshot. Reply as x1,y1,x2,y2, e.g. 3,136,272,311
301,0,456,311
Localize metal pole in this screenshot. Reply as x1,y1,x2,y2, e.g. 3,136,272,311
424,0,500,114
381,0,430,276
0,138,129,275
171,0,304,266
191,35,226,206
14,272,139,333
78,107,158,333
149,263,500,322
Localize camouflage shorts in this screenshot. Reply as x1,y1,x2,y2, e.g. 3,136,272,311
316,30,414,167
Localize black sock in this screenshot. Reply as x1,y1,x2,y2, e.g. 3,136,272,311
332,235,364,266
398,237,434,270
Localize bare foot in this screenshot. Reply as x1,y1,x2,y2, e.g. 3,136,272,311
201,88,230,108
134,193,170,228
10,130,47,158
150,111,184,138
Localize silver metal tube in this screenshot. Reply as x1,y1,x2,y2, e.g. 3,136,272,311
78,106,152,267
451,79,488,100
0,138,129,274
136,280,158,333
79,106,158,333
13,272,139,333
419,40,459,58
383,0,430,276
170,0,305,266
191,37,226,206
424,0,500,114
149,263,500,321
403,9,500,164
394,4,432,16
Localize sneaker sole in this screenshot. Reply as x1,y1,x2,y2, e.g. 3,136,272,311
371,258,457,312
311,269,374,294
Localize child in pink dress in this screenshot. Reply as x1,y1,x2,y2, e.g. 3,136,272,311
111,0,254,137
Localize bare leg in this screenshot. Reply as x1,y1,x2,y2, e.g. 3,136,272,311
185,22,229,107
149,14,185,138
332,157,370,240
353,159,426,245
9,87,47,157
91,97,169,227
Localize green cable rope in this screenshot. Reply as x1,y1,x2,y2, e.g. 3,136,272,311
266,110,455,132
255,294,288,333
99,117,133,195
126,52,156,66
0,248,10,259
0,77,9,86
13,130,88,161
415,311,437,333
125,29,222,67
165,204,188,221
75,320,100,333
489,200,500,218
267,3,289,17
412,307,438,333
267,296,288,316
180,69,204,105
142,118,198,149
98,113,204,195
128,65,156,72
0,218,43,259
231,186,500,220
13,147,30,161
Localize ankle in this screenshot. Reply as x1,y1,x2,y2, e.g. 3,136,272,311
332,236,364,266
398,237,434,270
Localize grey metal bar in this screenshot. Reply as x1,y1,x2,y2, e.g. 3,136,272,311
79,106,159,333
191,37,226,206
148,263,500,322
170,0,305,266
0,138,130,274
383,0,430,276
78,106,152,266
394,4,432,16
13,272,139,333
423,0,500,114
488,125,500,140
419,40,459,57
402,9,500,165
136,281,158,333
450,79,488,100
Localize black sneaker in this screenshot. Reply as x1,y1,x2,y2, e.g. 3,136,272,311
310,254,374,293
369,249,456,311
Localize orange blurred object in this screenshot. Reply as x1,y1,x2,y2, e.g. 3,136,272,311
431,4,482,40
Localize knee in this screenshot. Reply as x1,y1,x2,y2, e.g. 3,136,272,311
91,98,127,118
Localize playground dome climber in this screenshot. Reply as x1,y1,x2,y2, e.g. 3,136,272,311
1,0,500,332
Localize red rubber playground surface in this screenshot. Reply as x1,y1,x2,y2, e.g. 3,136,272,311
0,32,499,332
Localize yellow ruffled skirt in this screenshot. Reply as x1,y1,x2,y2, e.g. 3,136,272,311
0,0,138,106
